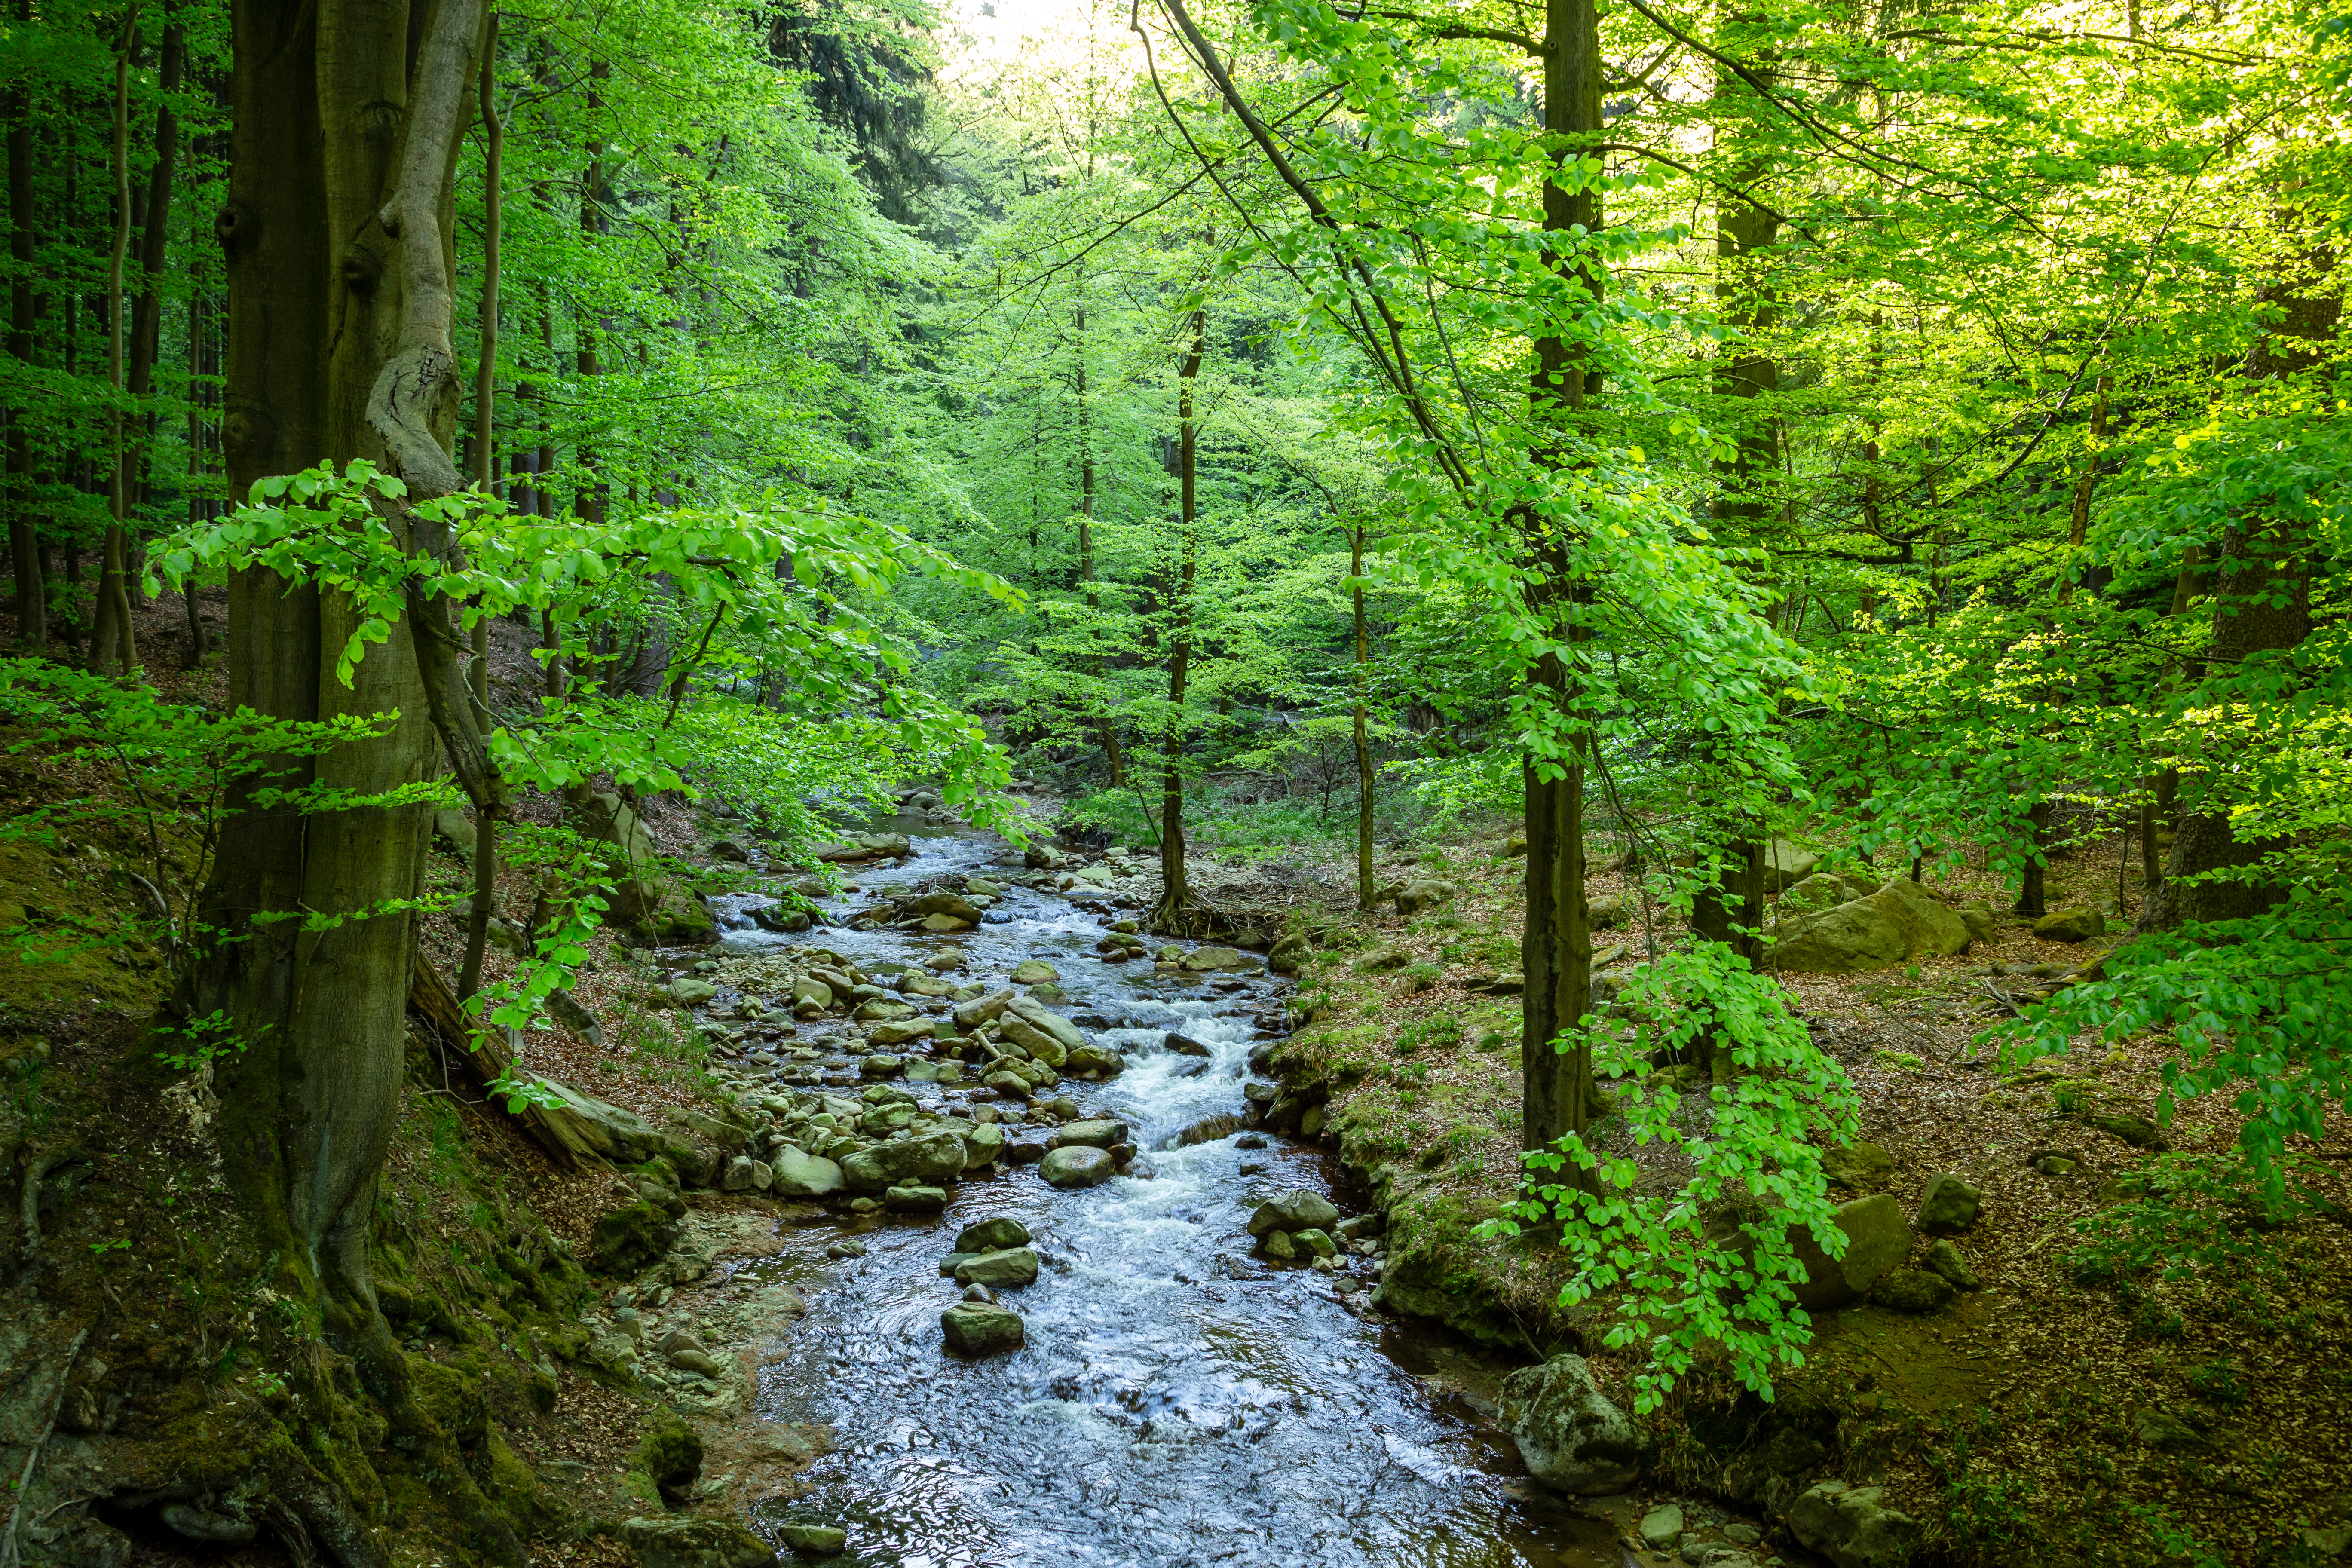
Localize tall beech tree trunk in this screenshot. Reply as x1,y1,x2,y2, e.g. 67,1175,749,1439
1519,0,1604,1163
459,11,503,1004
1072,291,1125,787
198,0,504,1452
1156,305,1204,926
1350,522,1374,911
5,16,41,651
2138,252,2335,932
93,26,139,677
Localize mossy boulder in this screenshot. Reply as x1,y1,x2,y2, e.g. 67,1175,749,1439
634,1413,704,1505
2033,906,2106,942
591,1201,680,1276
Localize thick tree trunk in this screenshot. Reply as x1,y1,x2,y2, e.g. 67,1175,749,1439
199,0,482,1371
2138,258,2333,933
2141,518,2313,928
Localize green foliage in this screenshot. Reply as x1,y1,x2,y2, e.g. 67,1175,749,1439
1478,946,1859,1411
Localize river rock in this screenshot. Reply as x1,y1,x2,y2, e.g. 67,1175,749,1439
1292,1228,1338,1259
839,1130,968,1194
997,1014,1069,1067
1065,1044,1124,1076
618,1516,776,1568
1260,1230,1298,1261
1789,1194,1914,1310
1774,878,1971,974
984,1070,1034,1099
1011,959,1059,984
668,977,720,1006
954,1247,1040,1288
1040,1145,1115,1188
777,1525,848,1557
1055,1118,1128,1149
1006,995,1086,1051
1247,1190,1340,1237
1162,1031,1213,1057
1917,1172,1982,1234
1638,1504,1683,1550
1788,1480,1919,1568
767,1147,843,1198
956,1216,1032,1252
941,1301,1025,1357
1353,945,1411,972
954,987,1015,1030
860,1054,907,1078
884,1183,948,1213
720,1155,757,1193
1496,1354,1640,1494
789,977,834,1010
955,1122,1006,1168
2033,906,2105,942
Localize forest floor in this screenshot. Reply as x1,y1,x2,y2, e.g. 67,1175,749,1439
1176,816,2352,1568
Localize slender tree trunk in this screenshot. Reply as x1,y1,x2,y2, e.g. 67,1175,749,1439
5,17,41,652
95,25,139,677
1157,305,1204,925
2014,797,2050,918
1519,0,1603,1164
1072,291,1125,786
460,12,503,1004
1351,523,1374,911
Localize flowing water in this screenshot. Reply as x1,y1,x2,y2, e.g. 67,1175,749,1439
708,824,1619,1568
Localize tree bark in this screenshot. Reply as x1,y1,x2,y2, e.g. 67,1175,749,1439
5,15,42,653
1519,0,1602,1164
199,0,487,1381
1156,305,1204,926
1351,523,1374,911
2014,798,2050,917
94,25,139,677
460,12,503,1004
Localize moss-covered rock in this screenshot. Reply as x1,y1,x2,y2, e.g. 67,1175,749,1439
592,1201,681,1275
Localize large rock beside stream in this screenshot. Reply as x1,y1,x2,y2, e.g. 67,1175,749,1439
1247,1190,1340,1237
1788,1480,1920,1568
1496,1354,1640,1495
840,1131,969,1194
766,1147,842,1197
1774,879,1971,974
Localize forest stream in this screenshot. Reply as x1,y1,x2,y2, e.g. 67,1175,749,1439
703,823,1621,1568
